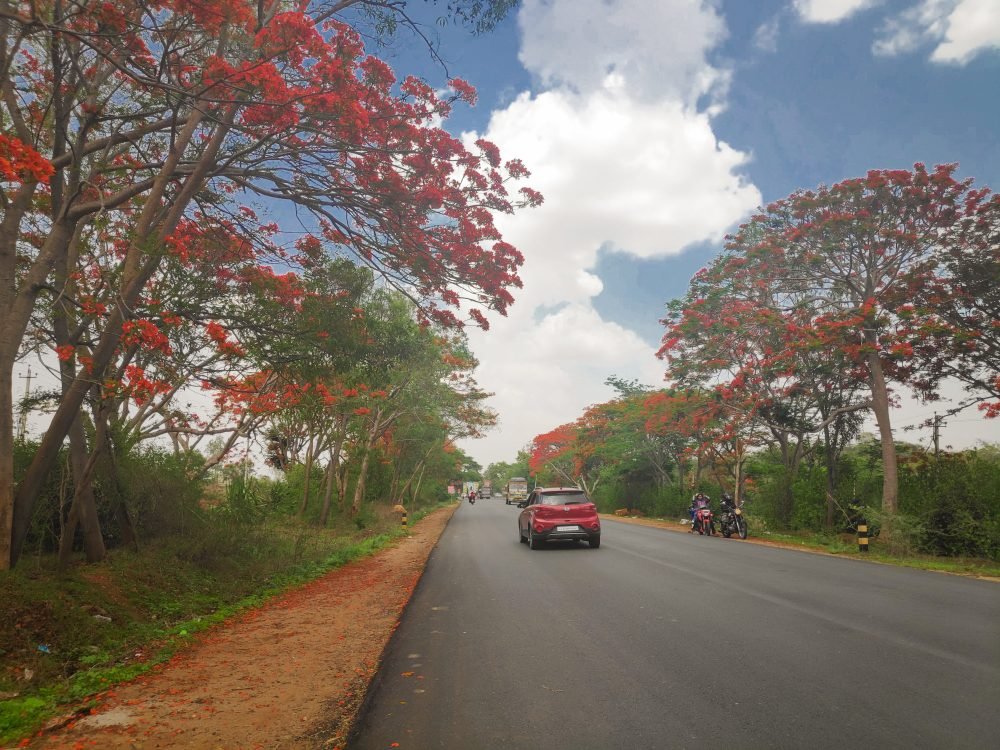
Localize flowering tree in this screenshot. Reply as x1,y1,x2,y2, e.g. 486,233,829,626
659,235,869,522
528,423,580,488
904,194,1000,418
667,165,988,514
0,0,538,567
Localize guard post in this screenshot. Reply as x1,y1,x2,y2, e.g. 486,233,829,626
857,516,869,553
393,504,408,530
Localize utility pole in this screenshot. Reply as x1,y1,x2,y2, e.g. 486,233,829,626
16,366,34,441
932,412,941,459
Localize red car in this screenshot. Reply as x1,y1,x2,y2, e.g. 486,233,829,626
518,487,601,549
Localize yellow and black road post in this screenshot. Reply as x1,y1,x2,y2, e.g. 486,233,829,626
857,516,869,553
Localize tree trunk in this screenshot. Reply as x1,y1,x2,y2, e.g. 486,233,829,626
319,459,337,527
866,347,899,513
0,364,13,570
674,454,686,507
320,438,345,526
337,457,351,513
298,435,315,518
395,460,424,506
57,417,106,568
411,464,427,504
52,249,105,567
103,424,138,551
388,464,402,506
351,437,376,515
734,455,743,506
3,219,78,567
823,425,837,529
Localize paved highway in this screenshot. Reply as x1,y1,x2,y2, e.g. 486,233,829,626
350,498,1000,749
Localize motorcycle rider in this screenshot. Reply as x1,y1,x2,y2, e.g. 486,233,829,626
468,489,477,504
689,492,712,533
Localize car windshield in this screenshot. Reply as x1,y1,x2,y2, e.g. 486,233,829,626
538,492,589,505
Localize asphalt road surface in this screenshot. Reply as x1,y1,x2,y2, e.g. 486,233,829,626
350,498,1000,749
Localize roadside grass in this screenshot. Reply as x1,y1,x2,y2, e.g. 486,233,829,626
752,528,1000,578
603,513,1000,579
0,501,452,745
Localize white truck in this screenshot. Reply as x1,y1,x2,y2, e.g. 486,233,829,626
505,476,529,505
480,480,492,499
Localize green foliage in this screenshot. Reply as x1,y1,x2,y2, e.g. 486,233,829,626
898,450,1000,559
216,474,270,526
13,442,211,557
0,696,48,740
13,439,69,554
116,447,208,540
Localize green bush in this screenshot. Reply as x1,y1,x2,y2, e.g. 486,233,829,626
12,439,69,555
218,474,268,525
901,451,1000,560
115,447,207,540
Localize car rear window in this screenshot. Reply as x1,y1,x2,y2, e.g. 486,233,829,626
538,491,589,505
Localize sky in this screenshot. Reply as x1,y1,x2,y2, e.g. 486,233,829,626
385,0,1000,468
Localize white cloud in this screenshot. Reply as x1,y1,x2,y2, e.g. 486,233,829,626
458,1,763,466
754,17,782,53
518,0,729,105
874,0,1000,63
478,87,758,268
793,0,880,24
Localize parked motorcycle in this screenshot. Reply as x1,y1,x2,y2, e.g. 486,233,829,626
718,494,748,539
693,506,714,536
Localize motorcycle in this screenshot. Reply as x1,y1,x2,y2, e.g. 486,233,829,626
718,495,748,539
693,506,714,536
468,492,476,505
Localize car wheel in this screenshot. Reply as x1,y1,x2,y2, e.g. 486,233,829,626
588,535,601,549
519,525,527,544
528,527,544,550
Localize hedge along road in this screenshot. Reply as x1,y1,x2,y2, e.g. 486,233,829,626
349,497,1000,749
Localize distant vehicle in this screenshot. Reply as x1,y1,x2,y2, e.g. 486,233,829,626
505,476,529,505
518,487,601,549
480,480,492,499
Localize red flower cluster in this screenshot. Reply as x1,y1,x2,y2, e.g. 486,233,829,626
205,321,246,357
0,134,53,183
121,319,171,354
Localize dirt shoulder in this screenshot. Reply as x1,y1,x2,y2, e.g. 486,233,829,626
19,504,458,750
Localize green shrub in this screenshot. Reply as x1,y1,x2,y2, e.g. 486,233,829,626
114,447,207,540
